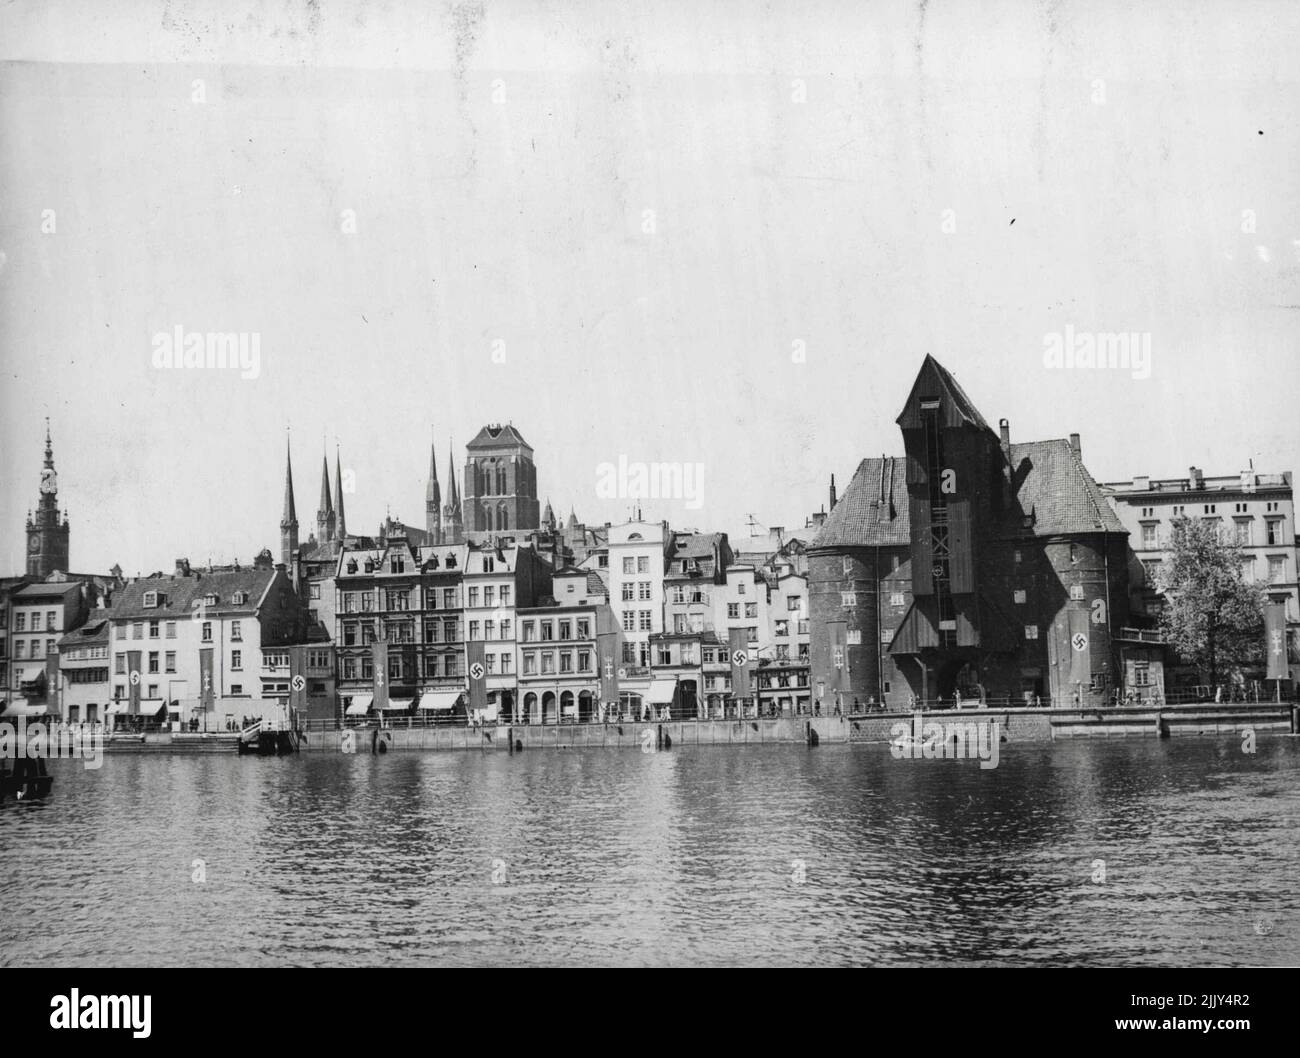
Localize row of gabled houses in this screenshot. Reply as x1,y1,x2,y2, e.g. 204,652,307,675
4,356,1297,729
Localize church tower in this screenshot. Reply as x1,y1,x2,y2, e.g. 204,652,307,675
463,424,540,541
316,451,335,544
280,435,299,567
426,433,443,545
443,441,464,545
333,447,347,543
25,420,71,577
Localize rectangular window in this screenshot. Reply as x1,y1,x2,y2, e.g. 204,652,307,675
468,587,480,608
310,582,321,600
444,619,458,641
484,586,495,607
672,586,685,604
202,622,212,642
1268,556,1286,583
560,652,573,673
578,650,591,672
132,622,143,640
622,611,635,632
523,653,536,675
737,582,746,595
775,620,789,637
148,652,160,674
231,650,242,670
576,619,590,639
542,652,555,674
469,621,480,640
149,620,160,639
622,583,634,601
728,603,739,619
1267,520,1284,546
148,684,159,698
165,621,176,639
841,592,856,607
1234,520,1252,545
1024,625,1038,640
541,622,553,641
522,621,535,643
485,654,496,674
657,646,671,666
638,581,651,600
484,620,495,640
559,621,571,640
1141,524,1158,548
745,602,757,619
637,556,649,573
622,557,635,574
14,614,24,632
500,620,511,640
639,611,652,631
787,596,801,611
622,642,636,663
443,588,456,609
482,557,495,573
500,586,511,606
165,652,176,673
1013,589,1027,604
500,653,511,674
231,620,242,640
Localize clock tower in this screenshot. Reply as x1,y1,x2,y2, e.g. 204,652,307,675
25,419,70,577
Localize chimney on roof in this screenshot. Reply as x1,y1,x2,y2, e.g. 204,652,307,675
1189,466,1204,490
174,558,190,577
829,475,837,512
999,419,1011,463
1069,433,1081,458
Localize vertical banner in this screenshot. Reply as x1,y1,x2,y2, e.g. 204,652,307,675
598,630,620,703
289,645,307,714
1265,602,1288,681
1067,609,1091,686
127,649,142,713
826,621,846,693
45,650,60,710
466,639,486,713
728,627,752,700
199,648,215,714
371,641,389,711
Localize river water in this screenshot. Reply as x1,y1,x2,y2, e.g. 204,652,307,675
2,738,1298,966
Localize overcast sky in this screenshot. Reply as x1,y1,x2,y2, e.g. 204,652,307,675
1,0,1297,576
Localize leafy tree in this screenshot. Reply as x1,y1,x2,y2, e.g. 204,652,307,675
1156,515,1264,687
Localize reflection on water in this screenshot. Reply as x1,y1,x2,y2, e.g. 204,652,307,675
2,738,1298,966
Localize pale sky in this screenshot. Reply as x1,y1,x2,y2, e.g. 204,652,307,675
1,0,1297,576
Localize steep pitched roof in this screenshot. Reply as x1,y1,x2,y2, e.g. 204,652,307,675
1008,440,1128,536
810,457,911,549
896,354,994,433
58,618,109,649
466,424,531,450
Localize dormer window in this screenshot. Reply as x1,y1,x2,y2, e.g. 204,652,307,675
446,555,457,568
363,560,374,573
142,591,158,608
346,560,358,574
232,591,248,605
204,593,218,606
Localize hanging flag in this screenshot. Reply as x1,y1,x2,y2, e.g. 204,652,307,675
1067,609,1091,686
597,630,620,703
1265,602,1288,681
199,648,215,714
728,627,752,700
127,649,142,713
466,638,487,713
289,645,308,714
826,621,846,693
372,640,389,710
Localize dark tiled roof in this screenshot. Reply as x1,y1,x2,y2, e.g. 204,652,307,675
810,457,910,549
586,571,609,596
928,356,992,433
14,582,82,599
109,568,276,620
58,618,109,648
1008,440,1128,536
466,424,531,450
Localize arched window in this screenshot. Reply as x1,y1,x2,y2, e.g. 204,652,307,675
497,501,509,531
482,503,493,531
496,466,507,494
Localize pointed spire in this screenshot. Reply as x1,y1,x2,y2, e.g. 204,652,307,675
319,452,333,515
333,445,346,541
281,434,298,526
446,440,459,509
44,417,54,469
426,434,440,500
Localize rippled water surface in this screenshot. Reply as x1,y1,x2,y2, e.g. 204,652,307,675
3,738,1299,966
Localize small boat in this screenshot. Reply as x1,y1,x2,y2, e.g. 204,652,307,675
0,756,53,801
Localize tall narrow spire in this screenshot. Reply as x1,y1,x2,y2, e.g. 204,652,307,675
316,449,335,543
44,417,54,469
333,446,347,542
426,431,442,543
282,436,298,525
281,432,300,567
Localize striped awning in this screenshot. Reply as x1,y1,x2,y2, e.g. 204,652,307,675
345,693,374,716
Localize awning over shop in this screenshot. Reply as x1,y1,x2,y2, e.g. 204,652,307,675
0,698,46,718
103,702,126,715
380,698,413,711
646,678,678,705
417,691,460,711
345,693,374,716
